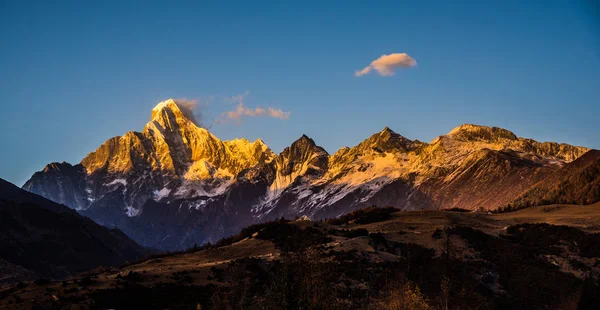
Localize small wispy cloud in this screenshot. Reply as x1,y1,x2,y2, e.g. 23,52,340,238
266,107,290,119
219,91,290,123
355,53,417,77
173,98,206,127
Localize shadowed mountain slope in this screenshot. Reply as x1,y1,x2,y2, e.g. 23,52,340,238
0,178,148,283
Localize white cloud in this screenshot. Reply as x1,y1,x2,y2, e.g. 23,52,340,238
267,107,291,119
170,97,214,128
171,98,202,126
173,98,198,122
355,53,417,77
220,91,290,123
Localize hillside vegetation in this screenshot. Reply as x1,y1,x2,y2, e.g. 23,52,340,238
504,150,600,212
3,204,600,309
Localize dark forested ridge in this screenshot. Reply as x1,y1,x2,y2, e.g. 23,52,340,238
0,178,148,283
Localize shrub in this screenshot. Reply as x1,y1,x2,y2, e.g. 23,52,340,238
369,280,432,310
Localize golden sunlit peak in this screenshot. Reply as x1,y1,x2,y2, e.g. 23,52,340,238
151,99,179,120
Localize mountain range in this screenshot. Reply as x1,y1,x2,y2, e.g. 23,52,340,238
22,99,597,250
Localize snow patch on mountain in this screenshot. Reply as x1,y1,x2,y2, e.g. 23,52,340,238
105,178,127,187
184,160,233,180
126,205,141,217
153,187,171,201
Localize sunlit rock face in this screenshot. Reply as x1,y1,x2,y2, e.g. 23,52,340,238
27,99,275,214
23,100,590,250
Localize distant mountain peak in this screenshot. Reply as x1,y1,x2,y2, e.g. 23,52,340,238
290,134,320,149
42,161,75,173
149,98,202,129
299,134,312,140
377,126,403,139
380,126,394,134
359,126,413,152
447,124,517,141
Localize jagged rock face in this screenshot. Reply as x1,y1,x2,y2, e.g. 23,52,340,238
268,135,329,196
22,101,592,250
26,99,275,215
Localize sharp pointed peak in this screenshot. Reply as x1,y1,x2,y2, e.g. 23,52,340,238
296,134,324,148
355,126,414,152
152,98,178,111
151,99,182,121
148,98,203,128
377,126,401,138
253,138,268,145
294,134,314,143
371,126,408,140
381,126,394,133
281,134,328,157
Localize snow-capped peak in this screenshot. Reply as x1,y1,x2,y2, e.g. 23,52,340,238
151,99,180,121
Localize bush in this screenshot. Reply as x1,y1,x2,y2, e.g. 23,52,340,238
369,280,432,310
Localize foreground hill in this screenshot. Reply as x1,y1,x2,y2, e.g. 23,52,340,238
23,99,592,250
0,178,148,284
3,204,599,309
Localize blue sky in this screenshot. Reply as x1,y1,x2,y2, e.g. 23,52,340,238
1,0,599,186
